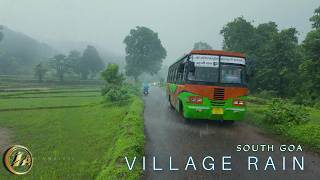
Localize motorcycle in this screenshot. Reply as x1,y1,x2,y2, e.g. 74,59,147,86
143,88,149,96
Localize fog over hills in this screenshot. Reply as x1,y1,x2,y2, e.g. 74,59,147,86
0,26,57,74
0,25,126,74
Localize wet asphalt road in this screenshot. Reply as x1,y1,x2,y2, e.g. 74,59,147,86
143,86,320,180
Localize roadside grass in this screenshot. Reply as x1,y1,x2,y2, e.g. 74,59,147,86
0,85,145,179
96,97,144,180
245,96,320,152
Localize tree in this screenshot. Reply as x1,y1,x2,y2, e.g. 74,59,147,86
34,62,47,82
299,7,320,102
49,54,69,81
124,26,167,81
193,42,212,50
79,45,105,79
220,17,256,53
255,28,300,97
67,50,82,77
302,29,320,60
310,6,320,29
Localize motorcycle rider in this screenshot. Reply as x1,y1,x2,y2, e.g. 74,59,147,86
143,82,149,95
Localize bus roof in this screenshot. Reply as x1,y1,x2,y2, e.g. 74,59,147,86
190,50,245,58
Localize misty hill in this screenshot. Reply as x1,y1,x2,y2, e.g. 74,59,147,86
0,26,57,74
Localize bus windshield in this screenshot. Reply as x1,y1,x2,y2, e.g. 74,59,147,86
221,64,245,84
188,66,219,82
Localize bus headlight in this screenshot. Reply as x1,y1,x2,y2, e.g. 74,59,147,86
188,96,203,104
233,99,245,106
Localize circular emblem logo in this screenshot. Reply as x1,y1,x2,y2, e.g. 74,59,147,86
3,145,33,175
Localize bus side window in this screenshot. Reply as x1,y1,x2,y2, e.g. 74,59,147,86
172,66,176,83
169,67,174,83
172,67,176,83
177,62,185,84
182,63,188,83
174,66,178,83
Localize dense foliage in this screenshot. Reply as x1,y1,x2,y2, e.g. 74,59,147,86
124,26,167,81
220,6,320,105
299,27,320,105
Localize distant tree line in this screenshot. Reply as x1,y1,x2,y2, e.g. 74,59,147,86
35,45,105,81
220,6,320,105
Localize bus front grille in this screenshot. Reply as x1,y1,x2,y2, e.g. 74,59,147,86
210,100,225,107
214,88,225,100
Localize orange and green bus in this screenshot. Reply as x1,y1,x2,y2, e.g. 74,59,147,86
166,50,248,123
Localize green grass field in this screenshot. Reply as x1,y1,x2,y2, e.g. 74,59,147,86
0,84,143,179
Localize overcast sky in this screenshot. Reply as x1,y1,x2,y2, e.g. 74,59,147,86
0,0,319,64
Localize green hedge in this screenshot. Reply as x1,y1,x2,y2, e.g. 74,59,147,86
96,97,144,180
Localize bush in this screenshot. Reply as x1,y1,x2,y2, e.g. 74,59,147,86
263,99,310,127
101,64,130,102
105,87,130,102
